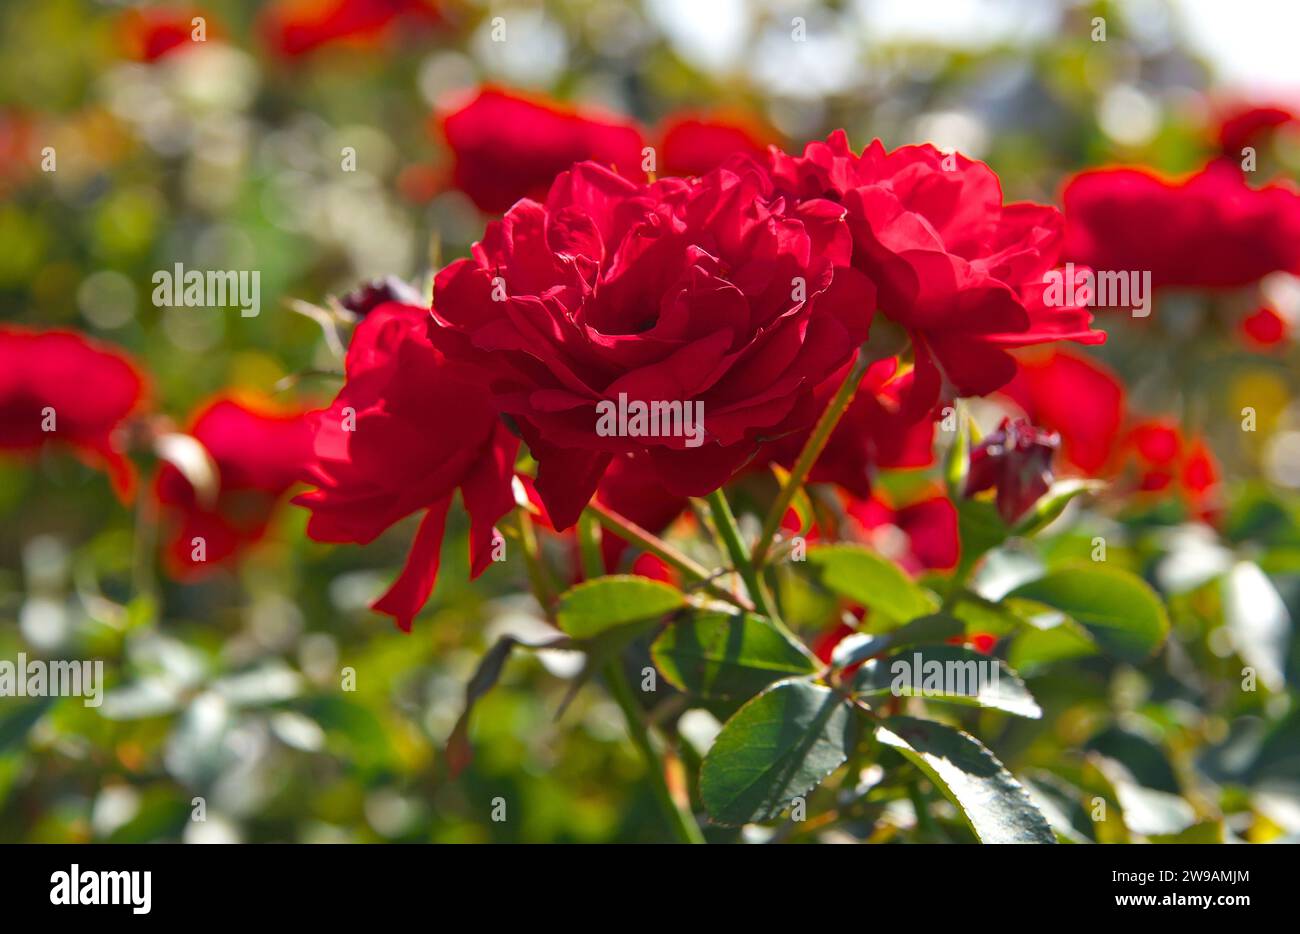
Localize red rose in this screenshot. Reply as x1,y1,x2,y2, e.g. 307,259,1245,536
658,113,771,178
999,348,1126,476
768,131,1103,400
436,87,646,214
964,417,1059,524
260,0,440,57
295,302,518,630
430,160,875,529
157,396,311,579
0,326,146,500
1063,160,1300,289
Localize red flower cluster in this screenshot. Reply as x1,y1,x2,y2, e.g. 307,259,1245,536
1125,420,1221,521
288,129,1128,627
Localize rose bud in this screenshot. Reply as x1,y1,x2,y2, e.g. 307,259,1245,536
337,275,424,318
963,417,1059,524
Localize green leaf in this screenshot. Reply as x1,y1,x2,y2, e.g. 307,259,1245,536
877,716,1055,843
1012,479,1105,537
943,402,972,499
807,544,937,624
652,610,817,700
555,575,686,639
829,613,964,669
1006,565,1169,663
954,497,1009,576
446,633,570,777
852,646,1041,718
700,679,854,825
1008,622,1099,673
0,698,53,753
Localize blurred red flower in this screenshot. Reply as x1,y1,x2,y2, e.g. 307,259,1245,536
769,131,1103,402
999,348,1126,476
0,326,145,500
1063,160,1300,289
260,0,441,57
1216,103,1297,158
156,396,312,580
1239,306,1290,349
435,87,646,214
844,491,959,574
430,160,874,529
295,302,518,630
1124,419,1221,521
434,88,779,213
658,113,771,177
116,6,217,62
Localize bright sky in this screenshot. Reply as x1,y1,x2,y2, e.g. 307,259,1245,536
642,0,1300,97
1173,0,1300,94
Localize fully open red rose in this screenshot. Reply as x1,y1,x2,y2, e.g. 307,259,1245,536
436,87,646,214
296,302,518,630
157,396,311,580
430,160,875,529
0,326,146,500
768,131,1103,402
1063,160,1300,289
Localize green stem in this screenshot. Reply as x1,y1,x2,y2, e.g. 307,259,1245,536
576,512,604,580
574,513,706,844
602,661,706,844
703,489,785,631
752,347,876,569
584,500,753,612
512,510,557,617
